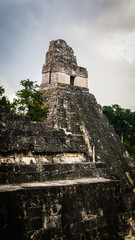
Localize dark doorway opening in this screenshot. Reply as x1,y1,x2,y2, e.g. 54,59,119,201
70,76,75,86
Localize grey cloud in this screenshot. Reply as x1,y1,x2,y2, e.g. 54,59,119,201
95,0,135,33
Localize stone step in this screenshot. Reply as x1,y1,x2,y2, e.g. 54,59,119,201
0,177,113,192
0,162,107,184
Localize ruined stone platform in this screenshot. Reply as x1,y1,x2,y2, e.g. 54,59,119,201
0,162,109,185
0,177,125,240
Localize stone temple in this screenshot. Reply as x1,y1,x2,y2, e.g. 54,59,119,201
0,40,135,240
41,39,88,89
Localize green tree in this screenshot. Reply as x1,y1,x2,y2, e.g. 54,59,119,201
102,104,135,159
11,79,48,122
0,86,10,107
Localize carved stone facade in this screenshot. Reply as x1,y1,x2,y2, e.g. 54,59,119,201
41,39,88,89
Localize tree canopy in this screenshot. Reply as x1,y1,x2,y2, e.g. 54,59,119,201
0,86,10,108
0,79,48,122
102,104,135,159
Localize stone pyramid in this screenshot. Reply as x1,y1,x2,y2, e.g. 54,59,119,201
0,40,135,240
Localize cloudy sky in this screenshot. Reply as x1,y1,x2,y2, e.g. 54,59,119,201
0,0,135,110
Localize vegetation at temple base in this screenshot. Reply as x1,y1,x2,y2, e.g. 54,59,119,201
103,104,135,159
0,79,48,122
0,86,11,108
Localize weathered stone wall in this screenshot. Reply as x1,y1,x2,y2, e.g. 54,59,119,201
0,179,135,240
0,162,107,184
0,107,88,164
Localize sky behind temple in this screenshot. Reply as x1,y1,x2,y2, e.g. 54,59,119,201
0,0,135,110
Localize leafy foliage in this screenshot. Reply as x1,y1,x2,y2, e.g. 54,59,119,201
11,79,48,122
0,86,11,107
103,104,135,159
0,80,48,122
